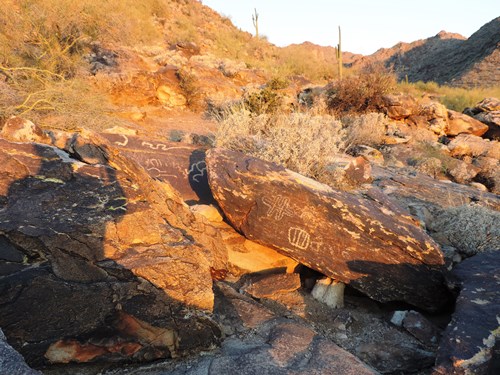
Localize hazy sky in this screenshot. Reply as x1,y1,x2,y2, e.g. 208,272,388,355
202,0,499,55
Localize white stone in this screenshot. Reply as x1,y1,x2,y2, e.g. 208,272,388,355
312,277,345,308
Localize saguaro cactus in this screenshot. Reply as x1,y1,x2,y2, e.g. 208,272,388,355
252,8,259,38
335,26,343,80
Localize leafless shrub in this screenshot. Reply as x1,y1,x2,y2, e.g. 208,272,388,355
429,205,500,257
341,112,388,151
215,109,344,183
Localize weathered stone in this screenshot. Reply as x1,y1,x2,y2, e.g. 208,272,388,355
373,165,500,212
349,145,385,165
390,310,439,348
311,277,345,308
243,273,301,299
228,239,299,276
357,340,435,374
434,251,500,375
474,110,500,140
448,159,480,184
0,116,50,143
0,135,223,366
473,156,500,194
447,133,500,159
420,102,448,135
206,149,451,311
0,329,41,375
474,97,500,112
100,133,214,204
382,94,417,120
190,204,223,223
156,85,187,107
446,110,489,137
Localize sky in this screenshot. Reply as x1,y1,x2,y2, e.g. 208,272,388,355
202,0,499,55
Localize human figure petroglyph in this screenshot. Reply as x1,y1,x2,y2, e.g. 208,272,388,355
262,195,294,220
288,227,311,250
188,161,207,183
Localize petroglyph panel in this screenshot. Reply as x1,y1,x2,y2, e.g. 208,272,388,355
100,133,213,203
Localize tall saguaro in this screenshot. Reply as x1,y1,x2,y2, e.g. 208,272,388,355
336,26,343,80
252,8,259,38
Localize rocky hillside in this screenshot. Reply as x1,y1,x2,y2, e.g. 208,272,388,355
352,17,500,87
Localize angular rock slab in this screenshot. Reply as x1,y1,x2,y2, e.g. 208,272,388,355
0,137,221,366
101,133,213,203
434,251,500,375
206,149,451,311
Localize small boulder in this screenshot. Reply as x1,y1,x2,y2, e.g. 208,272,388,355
474,111,500,140
0,116,50,143
311,277,345,308
382,94,417,120
242,273,301,299
390,310,439,348
446,110,489,137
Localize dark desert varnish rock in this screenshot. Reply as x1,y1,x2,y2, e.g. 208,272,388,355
0,136,222,366
101,133,213,203
434,251,500,375
206,149,451,311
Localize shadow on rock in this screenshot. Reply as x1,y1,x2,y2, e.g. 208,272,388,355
0,136,221,369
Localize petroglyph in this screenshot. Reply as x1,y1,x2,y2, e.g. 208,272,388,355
188,161,207,183
262,195,294,220
288,227,311,250
115,134,129,147
145,158,177,179
141,141,171,151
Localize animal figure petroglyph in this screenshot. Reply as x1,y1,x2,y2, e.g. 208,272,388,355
262,195,294,220
141,141,171,151
145,158,177,179
188,161,207,183
114,134,129,147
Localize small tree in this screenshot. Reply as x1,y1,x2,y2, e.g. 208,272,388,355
252,8,259,38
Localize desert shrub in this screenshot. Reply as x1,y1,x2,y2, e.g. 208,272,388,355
341,113,388,151
244,88,283,115
430,205,500,257
215,109,344,182
326,71,396,115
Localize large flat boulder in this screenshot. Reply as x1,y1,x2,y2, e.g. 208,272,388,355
0,135,223,367
206,149,451,311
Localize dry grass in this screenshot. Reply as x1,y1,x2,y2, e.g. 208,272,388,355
398,81,500,112
215,108,344,183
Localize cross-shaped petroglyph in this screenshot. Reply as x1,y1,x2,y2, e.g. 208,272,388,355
262,195,294,221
